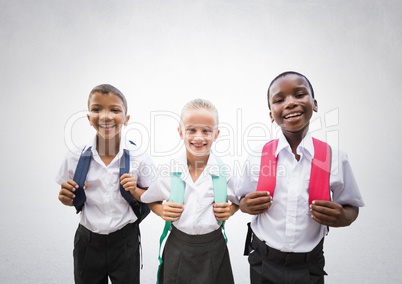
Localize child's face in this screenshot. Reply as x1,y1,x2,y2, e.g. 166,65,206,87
178,108,220,158
87,92,130,140
268,74,317,135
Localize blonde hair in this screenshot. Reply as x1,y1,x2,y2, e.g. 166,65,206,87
180,98,219,125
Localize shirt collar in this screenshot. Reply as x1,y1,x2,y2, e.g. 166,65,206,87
276,132,314,158
171,152,222,177
86,132,128,160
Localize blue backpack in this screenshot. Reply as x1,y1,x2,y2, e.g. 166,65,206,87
72,141,150,223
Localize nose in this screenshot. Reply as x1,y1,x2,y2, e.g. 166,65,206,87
193,133,205,140
285,97,298,109
99,110,115,120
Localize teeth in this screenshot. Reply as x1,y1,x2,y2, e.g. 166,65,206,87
285,113,301,119
193,143,205,147
100,125,115,128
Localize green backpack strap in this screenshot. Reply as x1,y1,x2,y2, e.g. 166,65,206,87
157,157,229,283
157,172,185,284
212,155,228,242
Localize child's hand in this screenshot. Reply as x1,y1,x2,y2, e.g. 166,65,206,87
310,200,359,227
58,179,87,206
213,203,237,221
161,201,184,222
120,173,138,197
240,191,272,215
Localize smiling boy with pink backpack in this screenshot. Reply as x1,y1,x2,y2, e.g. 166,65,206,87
237,71,365,284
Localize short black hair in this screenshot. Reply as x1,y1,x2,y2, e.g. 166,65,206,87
88,84,128,115
267,71,314,109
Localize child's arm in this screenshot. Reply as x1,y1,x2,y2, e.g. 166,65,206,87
239,191,273,215
310,200,359,227
148,201,184,222
213,203,239,221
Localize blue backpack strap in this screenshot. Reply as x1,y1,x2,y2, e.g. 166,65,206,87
157,172,185,284
120,142,150,223
72,147,92,213
119,149,136,204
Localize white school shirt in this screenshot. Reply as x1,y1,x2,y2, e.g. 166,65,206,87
55,134,155,234
141,152,239,235
236,132,365,253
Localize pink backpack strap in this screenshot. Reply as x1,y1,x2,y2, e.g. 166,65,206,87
309,138,331,204
256,138,331,203
256,139,279,196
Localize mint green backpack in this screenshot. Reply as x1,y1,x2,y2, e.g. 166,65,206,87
156,156,228,283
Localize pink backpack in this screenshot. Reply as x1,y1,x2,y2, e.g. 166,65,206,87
256,138,331,204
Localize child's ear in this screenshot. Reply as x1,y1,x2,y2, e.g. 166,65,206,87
269,111,274,123
178,126,183,139
87,113,92,126
313,99,318,112
124,115,131,126
213,129,220,141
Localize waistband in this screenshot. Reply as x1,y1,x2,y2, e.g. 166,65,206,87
78,222,139,242
171,225,223,245
252,234,324,265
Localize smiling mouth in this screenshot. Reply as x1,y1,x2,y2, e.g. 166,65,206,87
284,112,302,119
191,143,207,147
99,125,116,129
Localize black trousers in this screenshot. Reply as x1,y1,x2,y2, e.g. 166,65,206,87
248,234,327,284
73,223,140,284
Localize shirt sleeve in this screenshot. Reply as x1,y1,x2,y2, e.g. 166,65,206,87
55,150,79,185
330,148,365,207
235,154,261,197
226,175,240,205
140,174,170,203
135,153,155,188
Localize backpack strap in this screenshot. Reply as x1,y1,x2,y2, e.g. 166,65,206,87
72,147,92,213
212,156,228,204
157,157,229,281
73,140,150,221
212,155,228,228
256,139,279,196
157,172,185,283
256,138,331,204
120,145,151,223
119,149,135,203
309,138,331,204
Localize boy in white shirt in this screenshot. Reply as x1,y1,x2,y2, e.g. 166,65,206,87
237,71,365,284
56,84,154,284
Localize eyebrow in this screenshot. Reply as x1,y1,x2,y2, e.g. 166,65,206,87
271,86,309,97
185,125,213,129
89,104,123,109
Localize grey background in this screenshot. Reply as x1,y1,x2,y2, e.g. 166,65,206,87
1,0,401,283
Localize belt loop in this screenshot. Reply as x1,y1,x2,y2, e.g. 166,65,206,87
138,228,143,269
264,241,268,255
122,225,126,238
305,252,310,262
79,224,92,241
243,222,253,256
